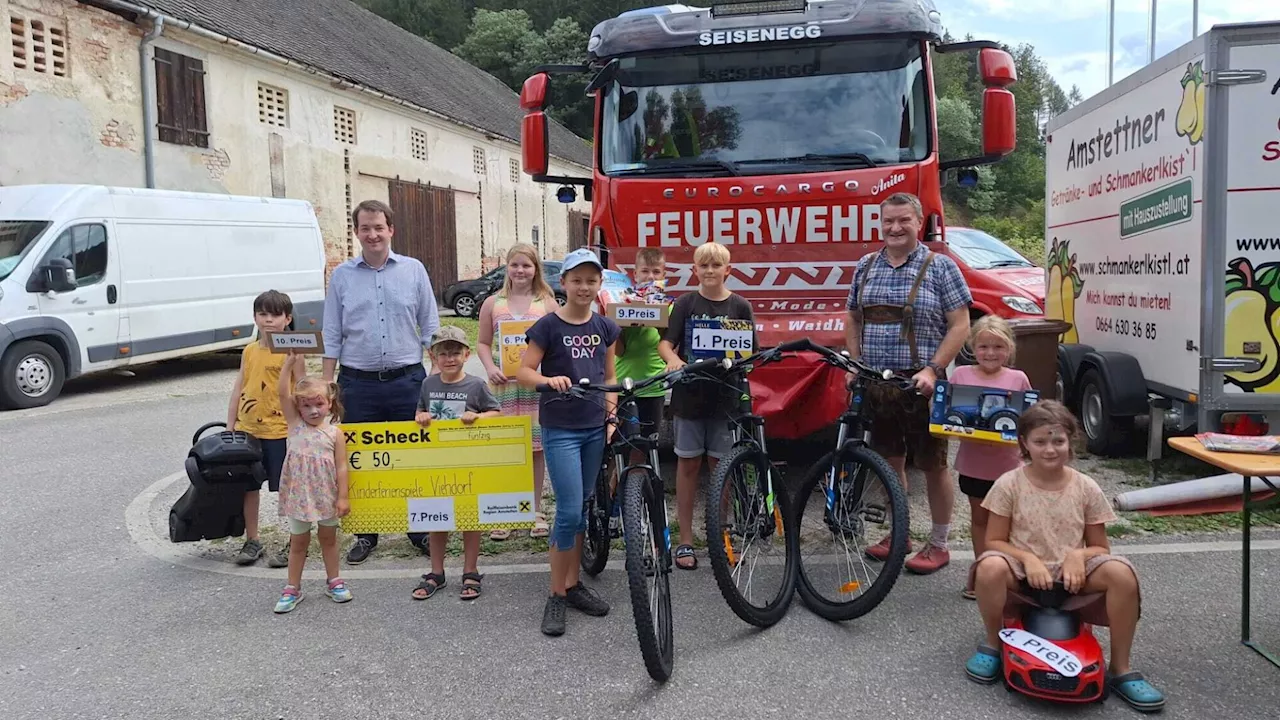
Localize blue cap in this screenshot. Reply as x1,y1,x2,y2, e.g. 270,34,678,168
561,248,604,274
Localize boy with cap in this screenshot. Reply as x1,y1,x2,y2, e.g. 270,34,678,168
410,325,502,601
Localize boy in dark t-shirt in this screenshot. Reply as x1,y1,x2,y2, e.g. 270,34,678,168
411,325,500,602
659,242,756,570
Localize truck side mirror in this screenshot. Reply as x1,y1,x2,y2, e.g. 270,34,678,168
982,87,1017,157
522,111,550,177
40,258,76,293
520,73,550,111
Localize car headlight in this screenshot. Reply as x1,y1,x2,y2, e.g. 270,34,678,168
1002,296,1042,315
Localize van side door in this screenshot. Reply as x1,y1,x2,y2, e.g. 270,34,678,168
33,222,126,373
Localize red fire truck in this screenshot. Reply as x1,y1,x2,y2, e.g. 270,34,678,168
519,0,1031,440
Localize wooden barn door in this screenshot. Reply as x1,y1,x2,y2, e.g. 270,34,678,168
388,179,457,299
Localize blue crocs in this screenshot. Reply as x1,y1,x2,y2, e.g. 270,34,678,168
965,645,1001,684
1109,671,1166,712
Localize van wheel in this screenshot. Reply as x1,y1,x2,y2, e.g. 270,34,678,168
0,340,66,410
1078,369,1132,456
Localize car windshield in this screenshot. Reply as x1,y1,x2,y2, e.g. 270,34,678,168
599,39,929,175
0,221,50,282
945,228,1034,270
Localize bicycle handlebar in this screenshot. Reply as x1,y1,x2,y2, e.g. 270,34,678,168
534,356,732,397
718,338,915,390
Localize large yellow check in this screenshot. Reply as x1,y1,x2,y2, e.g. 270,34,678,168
340,417,535,534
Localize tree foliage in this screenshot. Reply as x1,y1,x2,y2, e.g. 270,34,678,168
359,3,1083,245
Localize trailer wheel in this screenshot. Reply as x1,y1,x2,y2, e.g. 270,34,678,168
1078,368,1132,456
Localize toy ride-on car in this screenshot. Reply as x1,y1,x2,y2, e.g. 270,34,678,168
168,421,267,543
999,579,1107,704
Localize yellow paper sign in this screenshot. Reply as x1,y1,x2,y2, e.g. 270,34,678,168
340,417,535,534
498,319,535,378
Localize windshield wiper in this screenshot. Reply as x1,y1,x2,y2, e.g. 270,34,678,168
986,259,1032,268
738,152,880,168
614,159,741,176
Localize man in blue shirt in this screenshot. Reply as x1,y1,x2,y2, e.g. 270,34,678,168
322,199,440,564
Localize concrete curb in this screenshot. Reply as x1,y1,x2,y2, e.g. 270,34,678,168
128,470,1280,581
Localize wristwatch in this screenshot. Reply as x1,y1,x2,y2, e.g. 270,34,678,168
925,361,943,376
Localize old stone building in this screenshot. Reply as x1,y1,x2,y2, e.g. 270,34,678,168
0,0,594,290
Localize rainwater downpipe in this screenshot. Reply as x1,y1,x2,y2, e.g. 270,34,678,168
139,16,164,188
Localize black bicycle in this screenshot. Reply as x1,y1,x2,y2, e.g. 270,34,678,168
694,344,803,628
778,340,916,622
538,357,729,683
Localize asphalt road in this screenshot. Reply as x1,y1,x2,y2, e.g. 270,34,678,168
3,358,1280,719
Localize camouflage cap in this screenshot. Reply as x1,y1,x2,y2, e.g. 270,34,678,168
429,325,470,350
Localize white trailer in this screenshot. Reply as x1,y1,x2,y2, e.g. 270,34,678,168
1044,21,1280,456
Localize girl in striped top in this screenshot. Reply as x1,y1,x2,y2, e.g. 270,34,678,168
477,243,558,540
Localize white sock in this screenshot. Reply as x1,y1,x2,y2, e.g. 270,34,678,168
930,523,950,549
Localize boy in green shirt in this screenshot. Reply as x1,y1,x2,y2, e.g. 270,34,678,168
614,248,670,525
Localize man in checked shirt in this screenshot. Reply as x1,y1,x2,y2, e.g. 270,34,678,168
845,192,972,575
322,199,440,564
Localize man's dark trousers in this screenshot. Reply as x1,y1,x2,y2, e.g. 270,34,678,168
338,365,428,549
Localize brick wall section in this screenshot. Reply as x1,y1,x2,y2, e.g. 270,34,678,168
99,119,135,148
0,82,30,106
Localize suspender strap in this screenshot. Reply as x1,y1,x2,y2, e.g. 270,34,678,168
901,250,935,367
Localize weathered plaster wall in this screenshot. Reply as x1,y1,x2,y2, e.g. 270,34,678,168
0,0,591,285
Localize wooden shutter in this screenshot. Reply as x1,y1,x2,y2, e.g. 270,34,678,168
153,48,209,148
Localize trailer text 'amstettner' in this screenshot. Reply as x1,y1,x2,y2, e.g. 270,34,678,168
1064,109,1167,171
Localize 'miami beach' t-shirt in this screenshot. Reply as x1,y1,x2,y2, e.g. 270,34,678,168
416,374,499,419
526,312,620,430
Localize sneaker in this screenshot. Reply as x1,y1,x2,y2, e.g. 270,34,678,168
565,583,610,617
267,545,290,569
864,535,912,562
235,539,264,566
541,594,567,636
273,586,303,614
326,578,353,603
905,544,951,575
346,538,374,565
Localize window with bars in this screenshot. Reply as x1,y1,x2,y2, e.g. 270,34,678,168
154,48,209,148
411,128,428,161
509,158,521,183
257,83,288,127
10,14,67,77
334,106,356,145
472,146,486,175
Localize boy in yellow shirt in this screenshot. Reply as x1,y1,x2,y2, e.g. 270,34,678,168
227,290,303,566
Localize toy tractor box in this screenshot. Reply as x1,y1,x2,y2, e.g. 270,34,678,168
929,380,1041,446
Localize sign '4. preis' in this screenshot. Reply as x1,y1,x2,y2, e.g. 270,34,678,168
998,628,1083,677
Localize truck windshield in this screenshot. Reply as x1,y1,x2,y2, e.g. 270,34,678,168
600,39,929,175
945,228,1035,270
0,221,50,282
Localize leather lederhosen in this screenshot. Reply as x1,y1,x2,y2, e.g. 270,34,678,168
851,248,937,370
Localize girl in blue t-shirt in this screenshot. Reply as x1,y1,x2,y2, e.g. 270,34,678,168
519,248,621,638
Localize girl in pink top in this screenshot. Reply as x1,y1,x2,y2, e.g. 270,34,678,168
950,315,1031,599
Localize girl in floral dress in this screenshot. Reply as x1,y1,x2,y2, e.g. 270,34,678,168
273,353,351,613
477,243,557,540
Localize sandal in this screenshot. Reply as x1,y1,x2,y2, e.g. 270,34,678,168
460,572,483,601
1109,671,1166,712
411,572,446,600
489,528,512,542
675,544,698,570
529,512,550,539
961,587,977,601
964,645,1001,684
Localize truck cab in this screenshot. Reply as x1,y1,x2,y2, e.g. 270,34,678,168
518,0,1020,439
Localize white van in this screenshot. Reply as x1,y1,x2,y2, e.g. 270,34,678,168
0,185,326,409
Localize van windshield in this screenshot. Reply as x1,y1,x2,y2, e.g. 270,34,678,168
0,221,50,282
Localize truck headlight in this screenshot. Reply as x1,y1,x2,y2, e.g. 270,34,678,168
1002,296,1042,315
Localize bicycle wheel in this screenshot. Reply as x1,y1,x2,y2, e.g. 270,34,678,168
622,467,674,682
705,444,798,627
581,451,614,577
793,445,909,621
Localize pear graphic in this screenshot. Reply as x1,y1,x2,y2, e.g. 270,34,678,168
1176,61,1206,145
